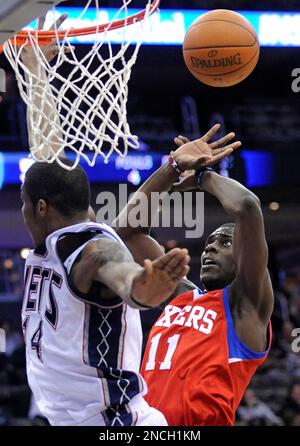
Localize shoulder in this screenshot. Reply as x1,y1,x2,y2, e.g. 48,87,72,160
80,237,133,263
227,282,273,352
229,272,274,325
168,287,202,307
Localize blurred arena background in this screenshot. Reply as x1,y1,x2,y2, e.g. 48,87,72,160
0,0,300,426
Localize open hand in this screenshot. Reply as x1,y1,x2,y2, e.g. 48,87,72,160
21,14,72,68
132,248,190,307
171,124,241,172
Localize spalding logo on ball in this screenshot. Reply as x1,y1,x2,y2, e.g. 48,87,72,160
183,9,260,87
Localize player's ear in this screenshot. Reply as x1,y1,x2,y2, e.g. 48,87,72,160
36,199,48,218
88,206,96,222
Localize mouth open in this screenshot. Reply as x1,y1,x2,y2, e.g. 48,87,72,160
201,257,219,273
203,257,218,267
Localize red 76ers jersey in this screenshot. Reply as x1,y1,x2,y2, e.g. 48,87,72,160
141,288,271,426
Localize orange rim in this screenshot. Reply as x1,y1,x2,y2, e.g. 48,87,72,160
2,0,160,48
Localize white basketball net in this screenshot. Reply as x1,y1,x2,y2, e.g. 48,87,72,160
4,0,156,169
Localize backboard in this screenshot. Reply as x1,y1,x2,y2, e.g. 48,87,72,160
0,0,62,45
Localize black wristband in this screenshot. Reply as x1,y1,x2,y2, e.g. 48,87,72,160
195,167,214,189
130,295,153,310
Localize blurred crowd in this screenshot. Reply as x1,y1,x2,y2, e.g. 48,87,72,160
236,272,300,426
0,319,48,425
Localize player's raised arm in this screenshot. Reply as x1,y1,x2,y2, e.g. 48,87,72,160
114,161,178,264
20,14,69,159
70,238,190,309
200,170,274,335
115,124,239,262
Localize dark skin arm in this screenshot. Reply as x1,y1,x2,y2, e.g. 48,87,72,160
115,124,241,297
201,171,273,351
70,238,190,308
116,162,179,263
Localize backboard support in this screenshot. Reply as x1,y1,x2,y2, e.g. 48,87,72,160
0,0,62,45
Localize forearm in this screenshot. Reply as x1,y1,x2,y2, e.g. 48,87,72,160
97,261,146,307
201,171,260,217
24,62,63,159
81,239,152,309
114,162,178,238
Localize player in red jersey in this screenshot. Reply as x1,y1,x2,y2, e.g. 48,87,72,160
115,125,273,426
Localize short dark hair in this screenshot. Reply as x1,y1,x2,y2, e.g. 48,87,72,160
208,223,235,239
23,158,90,217
218,223,235,234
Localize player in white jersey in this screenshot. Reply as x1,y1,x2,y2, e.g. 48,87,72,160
21,158,190,426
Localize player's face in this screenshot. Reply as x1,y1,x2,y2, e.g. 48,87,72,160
20,186,46,247
200,229,236,291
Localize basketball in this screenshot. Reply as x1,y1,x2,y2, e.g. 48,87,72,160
183,9,260,87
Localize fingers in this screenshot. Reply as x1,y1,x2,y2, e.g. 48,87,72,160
168,249,190,277
153,247,182,268
50,13,68,31
36,13,68,55
38,13,68,31
209,132,235,149
49,45,60,60
64,45,75,54
154,248,189,272
201,123,221,143
174,135,190,147
205,148,233,166
52,44,74,55
181,265,190,278
202,139,241,167
174,137,185,148
170,256,190,280
165,248,190,273
212,140,241,156
143,259,153,278
38,16,46,30
231,141,242,151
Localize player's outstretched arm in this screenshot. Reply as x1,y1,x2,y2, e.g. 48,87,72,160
70,239,190,309
201,171,274,331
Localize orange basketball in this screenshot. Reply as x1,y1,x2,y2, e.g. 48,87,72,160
183,9,260,87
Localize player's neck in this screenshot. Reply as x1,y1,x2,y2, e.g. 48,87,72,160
42,211,90,242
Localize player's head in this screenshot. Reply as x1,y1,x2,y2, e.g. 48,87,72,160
21,158,90,246
200,223,236,291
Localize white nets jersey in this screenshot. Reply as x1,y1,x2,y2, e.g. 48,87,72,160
21,222,166,426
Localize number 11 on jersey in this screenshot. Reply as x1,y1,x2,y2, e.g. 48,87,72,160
145,333,180,371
